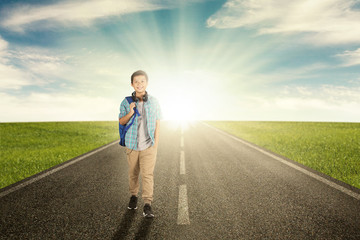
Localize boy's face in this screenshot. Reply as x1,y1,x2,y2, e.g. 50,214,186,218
131,75,148,94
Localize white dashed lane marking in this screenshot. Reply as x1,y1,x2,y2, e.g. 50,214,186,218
180,151,186,175
177,184,190,225
177,125,190,225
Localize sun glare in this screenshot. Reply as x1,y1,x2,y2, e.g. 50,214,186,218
152,72,210,121
160,95,195,121
150,70,224,121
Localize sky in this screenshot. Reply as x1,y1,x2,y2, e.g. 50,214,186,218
0,0,359,122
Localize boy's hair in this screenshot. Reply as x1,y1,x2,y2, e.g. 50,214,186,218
131,70,148,84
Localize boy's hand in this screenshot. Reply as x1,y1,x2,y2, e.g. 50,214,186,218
129,102,136,115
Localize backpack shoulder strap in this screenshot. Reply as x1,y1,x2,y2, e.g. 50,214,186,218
125,96,140,116
118,96,140,146
125,96,133,104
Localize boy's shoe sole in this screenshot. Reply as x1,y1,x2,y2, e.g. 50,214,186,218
143,212,154,218
143,204,154,218
128,195,138,210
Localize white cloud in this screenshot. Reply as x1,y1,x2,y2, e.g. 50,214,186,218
336,48,360,66
207,0,360,45
0,36,32,89
230,62,330,87
0,42,72,90
0,92,118,122
0,0,171,32
0,40,137,95
235,84,360,122
9,48,70,77
0,36,8,52
0,64,31,90
287,84,360,104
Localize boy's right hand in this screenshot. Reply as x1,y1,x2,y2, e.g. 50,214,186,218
129,102,136,115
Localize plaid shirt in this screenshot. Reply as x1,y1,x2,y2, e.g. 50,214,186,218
119,95,162,150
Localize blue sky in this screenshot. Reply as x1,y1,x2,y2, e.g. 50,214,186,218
0,0,359,122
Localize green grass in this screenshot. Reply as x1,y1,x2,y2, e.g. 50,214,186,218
206,121,360,189
0,121,119,189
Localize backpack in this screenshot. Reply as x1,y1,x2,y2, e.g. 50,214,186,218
119,96,140,146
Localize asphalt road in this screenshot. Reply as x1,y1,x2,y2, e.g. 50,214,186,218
1,121,359,239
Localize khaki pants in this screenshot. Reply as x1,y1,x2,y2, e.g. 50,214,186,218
126,146,157,204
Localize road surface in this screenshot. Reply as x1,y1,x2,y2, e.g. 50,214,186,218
1,121,359,239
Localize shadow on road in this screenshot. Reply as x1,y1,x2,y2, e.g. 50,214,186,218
134,218,154,239
112,210,136,240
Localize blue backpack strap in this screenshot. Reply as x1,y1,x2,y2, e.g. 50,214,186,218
118,96,140,146
126,96,133,104
125,96,140,118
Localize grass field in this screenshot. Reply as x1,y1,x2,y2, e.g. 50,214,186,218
206,121,360,189
0,121,119,189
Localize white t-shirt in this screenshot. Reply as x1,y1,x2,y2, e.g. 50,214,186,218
137,102,152,150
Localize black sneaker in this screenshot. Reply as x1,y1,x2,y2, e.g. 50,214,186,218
143,204,154,218
128,195,138,210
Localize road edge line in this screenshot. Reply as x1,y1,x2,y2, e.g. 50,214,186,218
0,140,119,198
202,122,360,201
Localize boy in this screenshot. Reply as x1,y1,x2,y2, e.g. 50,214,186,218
119,70,161,218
